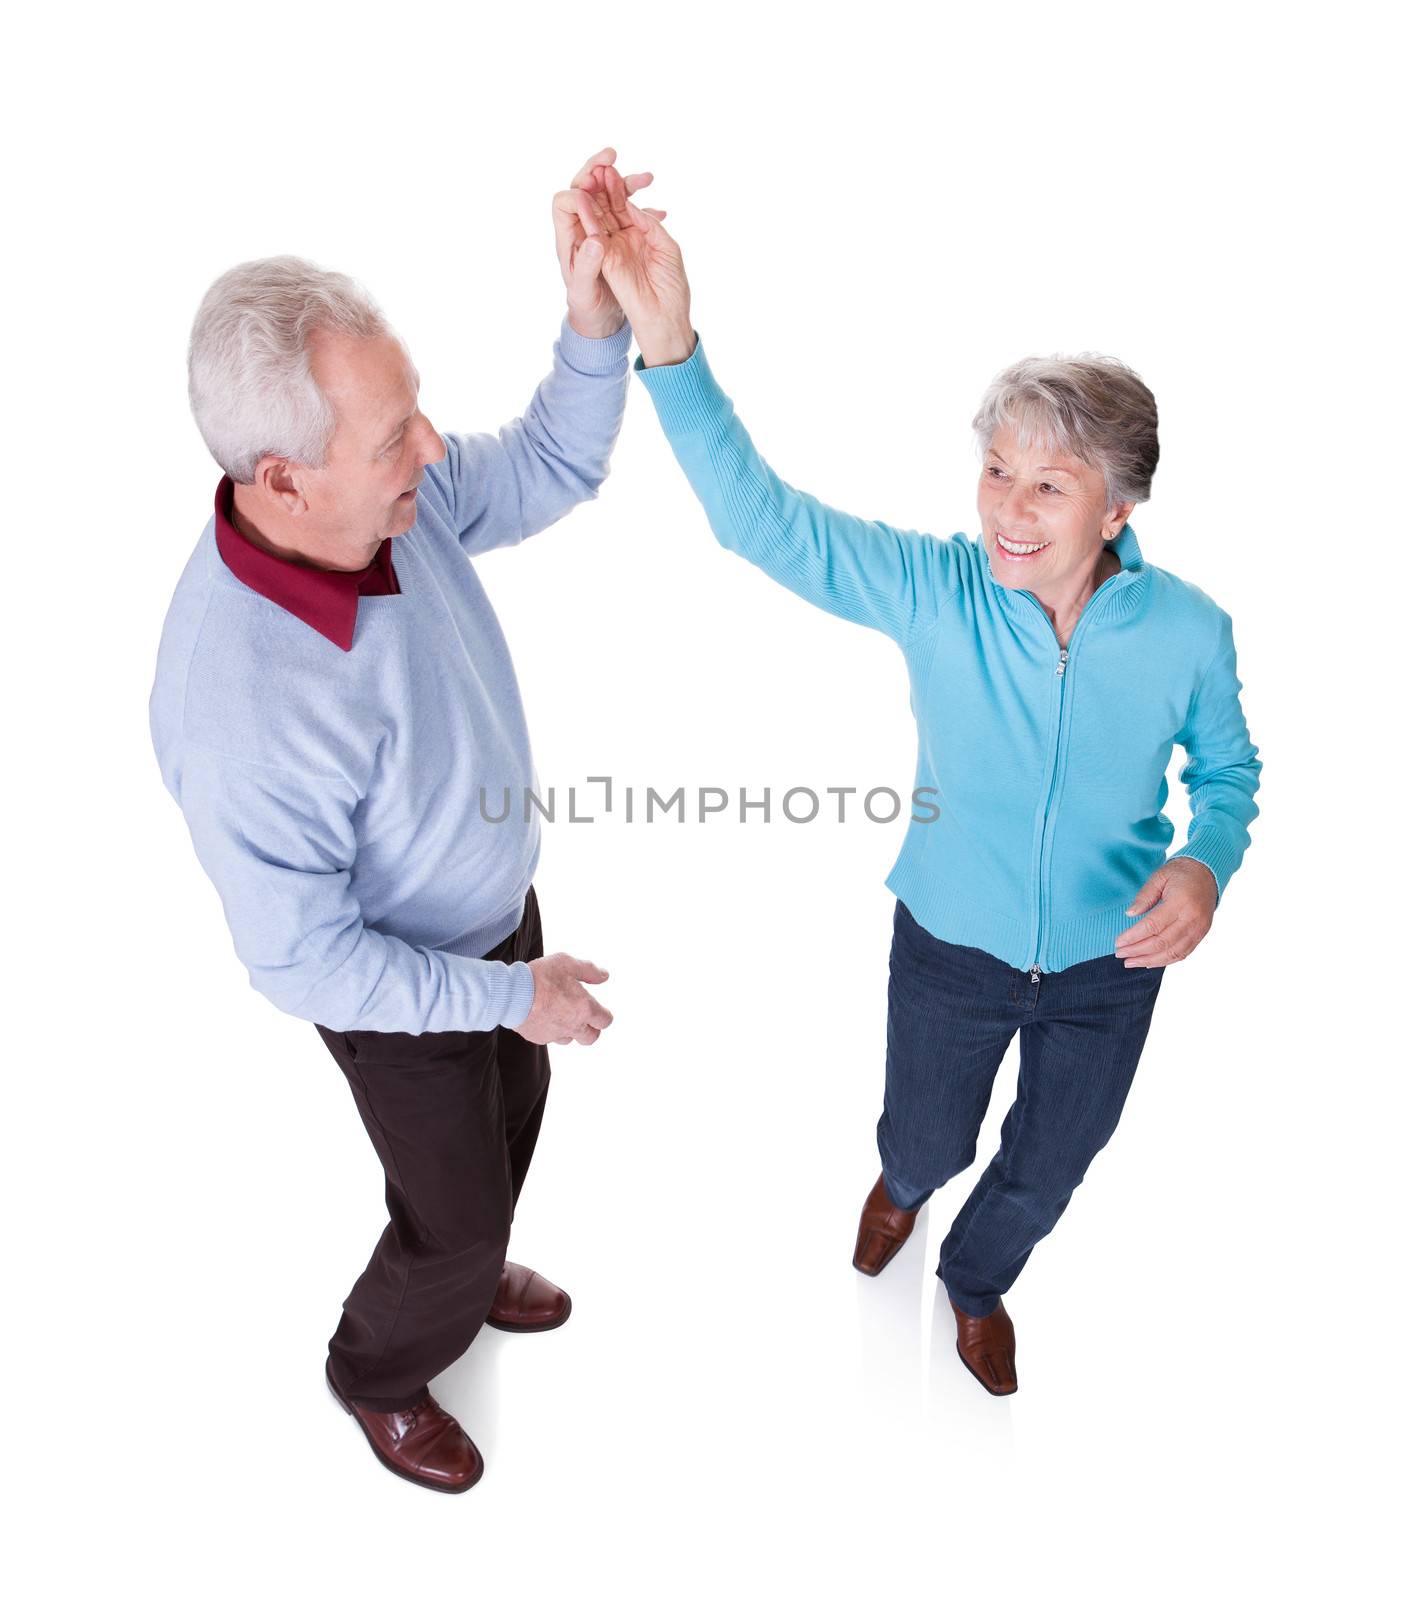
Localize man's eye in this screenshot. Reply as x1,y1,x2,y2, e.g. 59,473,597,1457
1039,481,1059,493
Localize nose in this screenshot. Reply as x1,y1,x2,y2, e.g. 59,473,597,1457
997,480,1039,530
414,410,445,467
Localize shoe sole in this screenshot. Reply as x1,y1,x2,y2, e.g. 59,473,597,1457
484,1292,572,1334
326,1360,484,1493
954,1341,1018,1397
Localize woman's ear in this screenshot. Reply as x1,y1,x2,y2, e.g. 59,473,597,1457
1103,501,1136,539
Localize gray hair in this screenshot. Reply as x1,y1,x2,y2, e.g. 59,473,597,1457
972,353,1160,509
187,255,395,484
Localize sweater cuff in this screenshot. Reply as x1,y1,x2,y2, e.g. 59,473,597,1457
497,959,536,1030
632,332,724,435
557,313,633,375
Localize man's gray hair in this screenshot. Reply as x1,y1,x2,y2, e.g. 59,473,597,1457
972,353,1160,509
187,255,395,484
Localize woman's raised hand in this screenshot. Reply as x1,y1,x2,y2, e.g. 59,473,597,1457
552,148,664,340
581,166,695,367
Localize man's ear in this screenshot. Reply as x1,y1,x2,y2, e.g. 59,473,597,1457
255,455,310,517
1103,500,1136,539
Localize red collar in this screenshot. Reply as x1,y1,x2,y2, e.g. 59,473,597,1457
212,475,400,651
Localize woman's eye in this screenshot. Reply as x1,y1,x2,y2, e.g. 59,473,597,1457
1039,482,1058,493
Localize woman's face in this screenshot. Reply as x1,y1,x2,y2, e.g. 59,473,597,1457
977,422,1130,594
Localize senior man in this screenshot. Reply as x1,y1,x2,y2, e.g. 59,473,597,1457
149,152,660,1493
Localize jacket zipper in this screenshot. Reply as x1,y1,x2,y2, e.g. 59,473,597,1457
1021,569,1125,975
1028,643,1069,977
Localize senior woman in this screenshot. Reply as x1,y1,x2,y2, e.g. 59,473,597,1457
582,171,1260,1396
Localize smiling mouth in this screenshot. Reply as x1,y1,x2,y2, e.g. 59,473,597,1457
995,533,1051,559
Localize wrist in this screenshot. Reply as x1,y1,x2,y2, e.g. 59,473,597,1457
636,323,697,368
567,307,627,341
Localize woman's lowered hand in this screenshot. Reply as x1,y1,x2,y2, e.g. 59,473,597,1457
1114,858,1219,967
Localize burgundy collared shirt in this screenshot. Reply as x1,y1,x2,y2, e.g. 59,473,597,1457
212,474,400,651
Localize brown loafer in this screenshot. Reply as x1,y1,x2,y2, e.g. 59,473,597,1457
853,1173,922,1276
950,1298,1018,1395
484,1261,572,1333
326,1358,484,1493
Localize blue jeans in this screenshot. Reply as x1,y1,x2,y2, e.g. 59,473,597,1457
878,900,1164,1318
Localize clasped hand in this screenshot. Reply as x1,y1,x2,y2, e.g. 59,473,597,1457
552,147,694,363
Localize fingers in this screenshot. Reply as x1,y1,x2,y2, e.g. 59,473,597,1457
604,165,634,230
570,147,617,188
1117,914,1202,965
1115,907,1173,955
625,198,674,242
1115,909,1168,950
551,187,588,255
574,188,608,237
571,232,605,287
1124,878,1165,918
568,958,610,983
621,170,654,195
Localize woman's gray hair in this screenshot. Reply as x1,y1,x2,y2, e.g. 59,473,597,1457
187,255,395,484
972,353,1160,509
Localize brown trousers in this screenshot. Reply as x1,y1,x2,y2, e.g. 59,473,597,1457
314,885,549,1410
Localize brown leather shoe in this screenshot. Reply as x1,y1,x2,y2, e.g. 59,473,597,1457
326,1358,484,1493
853,1173,922,1276
484,1261,572,1333
950,1298,1018,1395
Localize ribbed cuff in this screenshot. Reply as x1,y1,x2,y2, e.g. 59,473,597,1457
497,960,536,1029
632,332,723,435
557,313,633,375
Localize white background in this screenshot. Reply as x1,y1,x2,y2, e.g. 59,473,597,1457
7,1,1405,1594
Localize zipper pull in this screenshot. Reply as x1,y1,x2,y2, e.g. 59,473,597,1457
1055,648,1068,677
1029,965,1041,984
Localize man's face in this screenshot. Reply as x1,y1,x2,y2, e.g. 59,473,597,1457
299,328,445,551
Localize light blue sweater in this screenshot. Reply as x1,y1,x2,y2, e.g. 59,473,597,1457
634,336,1261,973
150,316,633,1033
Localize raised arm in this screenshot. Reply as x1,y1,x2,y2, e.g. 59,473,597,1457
419,149,663,558
634,336,962,645
593,177,961,646
419,316,633,557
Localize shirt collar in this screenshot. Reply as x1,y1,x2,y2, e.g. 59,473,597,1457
212,475,399,652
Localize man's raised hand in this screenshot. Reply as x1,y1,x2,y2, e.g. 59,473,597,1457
515,952,614,1046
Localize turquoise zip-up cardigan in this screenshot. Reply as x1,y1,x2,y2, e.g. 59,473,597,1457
633,336,1261,974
